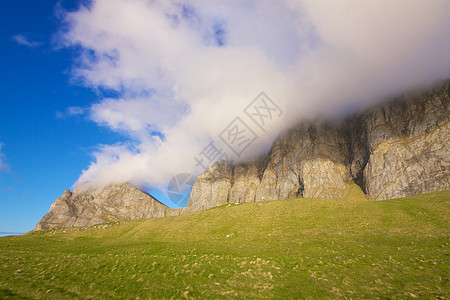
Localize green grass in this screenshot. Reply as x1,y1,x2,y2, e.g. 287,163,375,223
0,187,449,299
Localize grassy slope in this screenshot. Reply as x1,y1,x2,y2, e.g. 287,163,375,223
0,186,448,299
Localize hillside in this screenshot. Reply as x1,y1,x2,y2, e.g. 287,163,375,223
2,187,449,299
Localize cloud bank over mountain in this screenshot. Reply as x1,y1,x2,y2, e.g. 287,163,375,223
58,0,450,193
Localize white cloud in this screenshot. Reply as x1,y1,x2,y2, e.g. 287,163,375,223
58,0,450,191
0,143,10,172
56,106,87,119
12,34,41,47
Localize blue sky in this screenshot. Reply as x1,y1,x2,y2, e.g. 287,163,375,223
0,0,124,235
1,0,448,236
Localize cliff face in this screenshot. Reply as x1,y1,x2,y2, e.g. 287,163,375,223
36,80,450,230
183,80,450,212
361,88,449,200
34,183,179,230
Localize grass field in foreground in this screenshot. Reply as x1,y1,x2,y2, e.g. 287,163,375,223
0,186,449,299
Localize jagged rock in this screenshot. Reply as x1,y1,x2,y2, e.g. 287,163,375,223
228,163,260,203
360,84,450,199
363,116,449,200
34,183,180,230
182,162,232,213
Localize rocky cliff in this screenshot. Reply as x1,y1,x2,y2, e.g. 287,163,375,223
36,80,450,230
183,79,450,212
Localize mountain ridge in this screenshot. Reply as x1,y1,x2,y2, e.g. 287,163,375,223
35,79,450,230
183,79,449,212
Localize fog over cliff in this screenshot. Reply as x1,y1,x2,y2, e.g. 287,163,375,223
58,0,450,192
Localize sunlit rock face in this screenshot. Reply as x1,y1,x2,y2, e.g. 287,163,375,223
34,183,180,230
36,80,450,230
362,82,450,200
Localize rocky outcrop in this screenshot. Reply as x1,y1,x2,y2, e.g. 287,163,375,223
36,80,450,230
34,183,180,230
182,162,233,214
361,89,450,199
185,79,450,210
